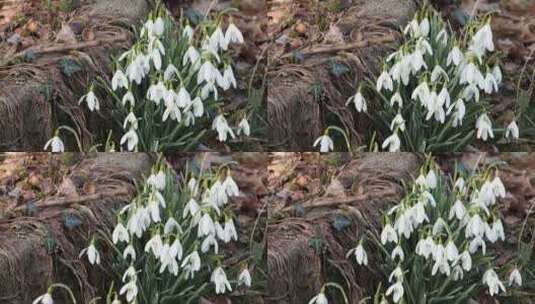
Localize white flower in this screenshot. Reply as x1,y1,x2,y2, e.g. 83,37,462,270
225,23,244,45
159,243,179,275
381,224,398,245
419,18,430,37
112,70,129,91
432,217,447,236
347,91,367,112
237,117,250,136
431,65,448,82
449,199,466,220
184,198,200,218
506,120,519,139
483,268,506,296
436,28,448,45
79,242,101,265
123,244,136,261
33,292,54,304
181,251,201,278
452,265,464,281
198,213,215,237
201,234,219,254
79,90,99,112
459,250,472,271
492,65,502,83
212,115,236,142
164,64,179,81
164,217,181,234
389,266,404,283
492,176,506,198
451,99,466,127
119,279,138,302
211,267,232,294
223,218,238,242
112,223,129,244
377,71,394,92
223,175,240,197
390,92,403,108
221,65,237,90
153,17,165,37
476,113,494,141
469,236,486,254
122,91,135,107
382,133,401,152
147,81,167,105
386,281,404,303
238,268,252,287
198,61,222,85
183,24,194,41
460,62,484,86
447,46,464,66
120,128,139,151
147,171,166,190
309,292,328,304
313,134,334,153
482,73,498,94
391,245,404,261
123,112,138,130
470,23,494,60
509,268,522,287
44,136,64,152
390,114,406,132
466,214,485,238
426,170,437,189
190,97,204,117
183,46,200,66
445,241,459,262
347,242,368,265
144,234,163,257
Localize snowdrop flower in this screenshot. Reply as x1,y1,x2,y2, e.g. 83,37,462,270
237,117,251,136
119,278,138,302
452,265,464,281
175,87,191,108
476,113,494,141
395,211,414,239
163,64,179,81
79,89,99,112
126,55,145,84
377,70,394,92
223,175,240,197
432,217,447,235
223,218,238,242
33,292,54,304
492,220,505,241
181,250,201,278
44,135,64,152
431,65,448,82
198,61,222,85
416,37,433,56
184,198,200,218
221,65,237,90
449,199,466,220
112,70,129,91
147,171,166,190
147,81,166,105
120,129,139,151
483,268,506,296
381,223,398,245
238,268,252,287
112,223,129,244
164,217,181,234
198,213,216,237
346,91,367,112
506,120,519,139
79,241,101,265
451,99,466,127
144,234,163,257
390,114,406,132
386,281,404,303
492,177,506,198
382,132,401,152
347,242,368,265
123,112,138,130
411,81,430,104
159,243,179,275
390,92,403,108
313,134,334,153
482,73,498,94
189,97,204,117
123,244,136,261
391,245,404,261
460,62,484,86
466,214,485,238
211,266,232,294
184,46,200,66
152,17,165,37
426,170,437,189
447,46,464,66
419,18,430,37
470,23,494,60
309,292,328,304
201,234,219,253
459,250,472,271
122,91,135,107
509,268,522,287
469,236,486,254
409,49,427,73
212,115,236,142
492,65,502,83
212,26,228,50
445,241,459,261
183,24,194,41
225,23,244,45
436,28,448,45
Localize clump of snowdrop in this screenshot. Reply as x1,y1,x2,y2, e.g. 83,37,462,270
367,158,515,303
83,161,251,303
356,8,518,152
79,5,250,151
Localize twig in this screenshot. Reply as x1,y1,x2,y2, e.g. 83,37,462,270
282,195,367,212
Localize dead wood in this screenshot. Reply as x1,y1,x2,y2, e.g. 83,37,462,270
267,153,421,304
0,153,153,303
